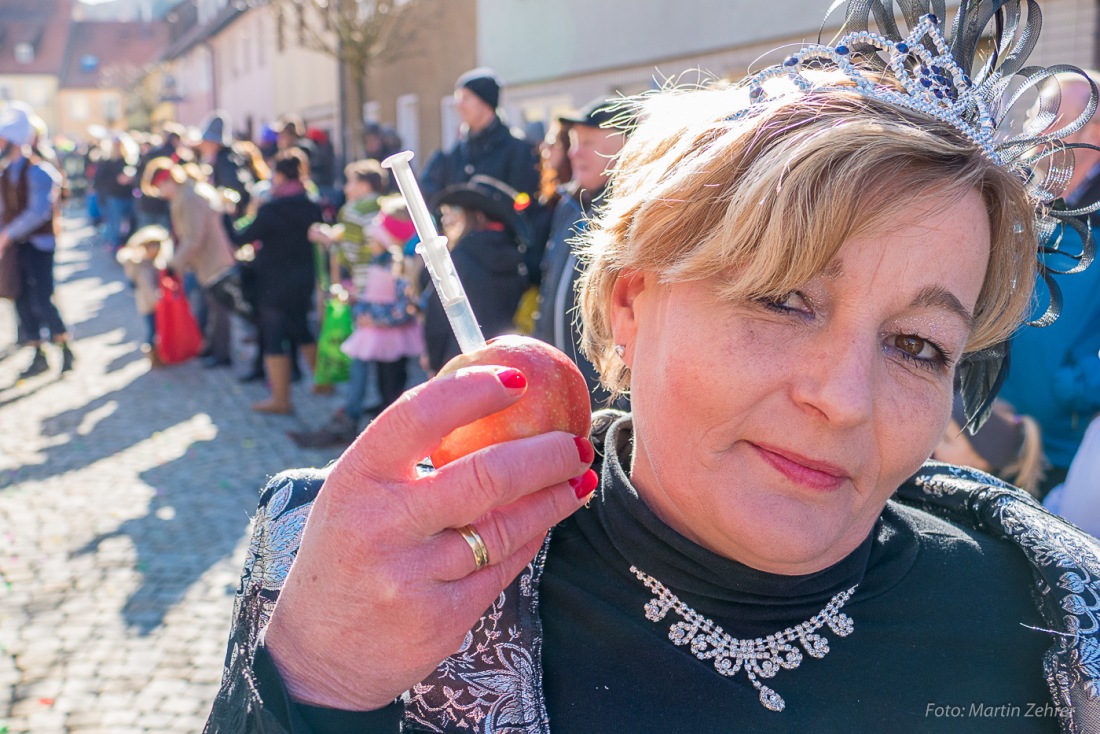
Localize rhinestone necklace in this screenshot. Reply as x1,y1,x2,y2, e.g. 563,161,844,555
631,566,858,712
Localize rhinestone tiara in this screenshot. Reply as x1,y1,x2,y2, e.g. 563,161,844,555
744,14,1002,158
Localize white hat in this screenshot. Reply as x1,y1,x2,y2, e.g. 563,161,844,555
0,102,34,147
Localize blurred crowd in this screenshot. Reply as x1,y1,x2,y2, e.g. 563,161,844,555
1,66,1098,536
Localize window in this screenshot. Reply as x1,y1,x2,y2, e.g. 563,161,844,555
69,94,90,121
80,55,99,73
396,94,419,163
14,43,33,65
102,95,121,124
439,94,459,150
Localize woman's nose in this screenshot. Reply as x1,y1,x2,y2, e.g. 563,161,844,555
791,333,876,428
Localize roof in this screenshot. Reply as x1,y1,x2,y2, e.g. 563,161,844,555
0,0,72,76
162,4,243,62
59,20,171,90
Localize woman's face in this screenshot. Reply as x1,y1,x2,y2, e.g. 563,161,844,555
611,189,990,574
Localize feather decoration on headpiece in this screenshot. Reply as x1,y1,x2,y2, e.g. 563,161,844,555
735,0,1097,429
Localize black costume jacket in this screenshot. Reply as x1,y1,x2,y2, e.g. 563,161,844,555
420,118,540,200
205,412,1100,734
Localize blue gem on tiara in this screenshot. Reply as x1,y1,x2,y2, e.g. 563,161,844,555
728,13,1000,163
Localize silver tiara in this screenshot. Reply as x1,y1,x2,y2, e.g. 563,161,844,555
733,0,1099,428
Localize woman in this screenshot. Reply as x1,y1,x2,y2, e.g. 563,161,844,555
421,175,529,374
222,149,323,414
206,3,1100,732
94,132,137,251
141,157,237,368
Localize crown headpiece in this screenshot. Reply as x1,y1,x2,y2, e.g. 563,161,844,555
734,0,1098,428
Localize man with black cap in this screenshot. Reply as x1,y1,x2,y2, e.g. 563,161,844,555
532,97,629,408
0,101,74,377
420,67,539,200
198,110,252,211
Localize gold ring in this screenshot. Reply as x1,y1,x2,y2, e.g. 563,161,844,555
456,524,490,571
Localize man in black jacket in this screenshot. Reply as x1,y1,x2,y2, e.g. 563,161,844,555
198,111,253,211
420,68,539,200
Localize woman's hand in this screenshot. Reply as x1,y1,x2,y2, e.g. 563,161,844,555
263,366,597,711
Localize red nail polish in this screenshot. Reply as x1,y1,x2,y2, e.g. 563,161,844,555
574,436,595,465
569,469,599,499
497,368,526,390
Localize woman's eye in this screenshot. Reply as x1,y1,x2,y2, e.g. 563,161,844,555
764,291,813,315
891,334,950,371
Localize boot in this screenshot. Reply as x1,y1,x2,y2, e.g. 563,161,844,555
59,343,75,373
19,348,49,379
253,354,293,414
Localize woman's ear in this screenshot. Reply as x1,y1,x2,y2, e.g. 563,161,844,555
609,269,648,365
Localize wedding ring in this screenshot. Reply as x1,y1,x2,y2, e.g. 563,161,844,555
456,524,490,571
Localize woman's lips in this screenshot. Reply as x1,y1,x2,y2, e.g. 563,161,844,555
749,442,849,491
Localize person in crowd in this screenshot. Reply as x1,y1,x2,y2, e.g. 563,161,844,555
273,114,319,174
532,98,630,407
93,132,138,252
420,68,540,200
134,122,184,230
0,102,73,378
197,110,254,212
515,119,575,335
206,4,1100,733
363,123,403,183
116,224,173,367
141,157,237,369
292,159,389,443
931,395,1046,496
304,128,337,202
998,69,1100,497
222,149,324,414
293,209,422,449
421,175,529,375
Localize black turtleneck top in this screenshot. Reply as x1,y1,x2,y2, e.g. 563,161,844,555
274,415,1060,733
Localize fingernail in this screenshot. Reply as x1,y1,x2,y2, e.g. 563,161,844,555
497,368,526,391
569,469,599,499
574,436,595,464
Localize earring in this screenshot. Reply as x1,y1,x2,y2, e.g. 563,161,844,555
614,344,626,359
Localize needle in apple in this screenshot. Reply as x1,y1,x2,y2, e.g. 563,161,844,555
382,151,487,354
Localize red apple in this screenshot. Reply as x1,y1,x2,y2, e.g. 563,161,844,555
431,335,592,467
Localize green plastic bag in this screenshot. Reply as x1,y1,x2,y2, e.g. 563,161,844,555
314,296,353,386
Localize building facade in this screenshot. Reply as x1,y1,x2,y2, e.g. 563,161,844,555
478,0,1100,131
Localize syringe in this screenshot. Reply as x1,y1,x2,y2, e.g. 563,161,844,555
382,151,487,354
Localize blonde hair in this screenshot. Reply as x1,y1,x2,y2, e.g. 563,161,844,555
579,76,1037,397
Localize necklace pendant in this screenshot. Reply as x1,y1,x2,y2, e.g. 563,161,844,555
759,685,785,712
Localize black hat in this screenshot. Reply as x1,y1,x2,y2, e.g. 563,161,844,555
558,97,629,130
456,67,501,110
431,175,529,244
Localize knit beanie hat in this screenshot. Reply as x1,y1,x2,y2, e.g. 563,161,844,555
456,68,501,110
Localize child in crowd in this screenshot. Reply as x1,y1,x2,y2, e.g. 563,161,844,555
116,225,173,367
292,163,419,448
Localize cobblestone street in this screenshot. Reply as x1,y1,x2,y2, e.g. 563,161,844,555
0,212,348,733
